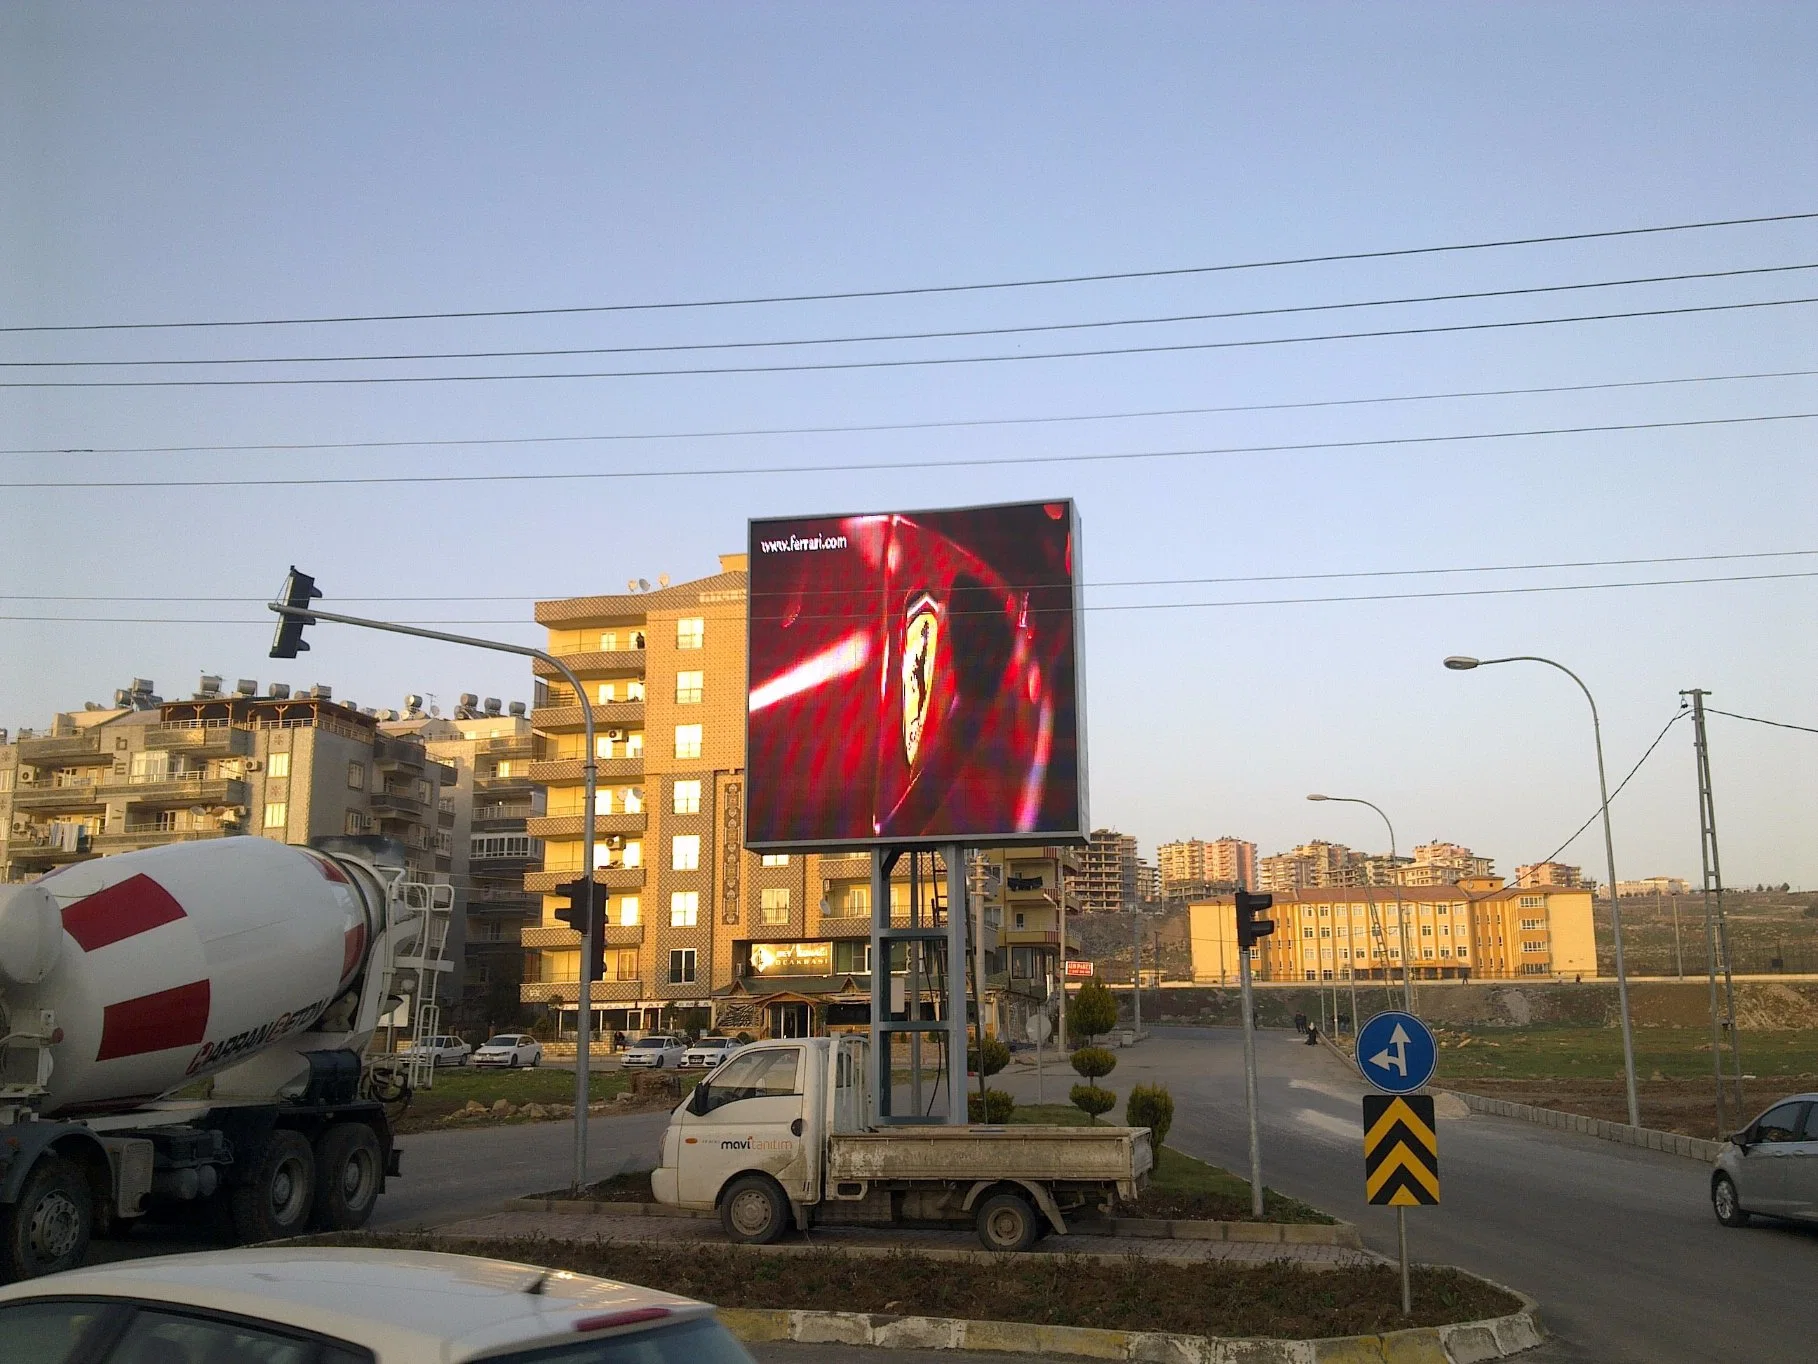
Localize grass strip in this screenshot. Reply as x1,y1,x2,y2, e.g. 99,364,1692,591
311,1234,1517,1338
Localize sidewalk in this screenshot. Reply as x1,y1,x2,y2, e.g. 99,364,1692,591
427,1209,1382,1267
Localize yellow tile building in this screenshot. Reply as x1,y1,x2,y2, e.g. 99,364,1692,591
1188,877,1596,985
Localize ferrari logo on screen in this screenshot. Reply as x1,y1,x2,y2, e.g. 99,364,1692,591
902,597,940,768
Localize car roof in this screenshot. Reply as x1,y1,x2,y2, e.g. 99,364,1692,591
0,1247,712,1362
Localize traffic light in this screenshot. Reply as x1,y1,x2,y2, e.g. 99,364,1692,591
1235,889,1275,949
269,567,323,660
553,877,607,983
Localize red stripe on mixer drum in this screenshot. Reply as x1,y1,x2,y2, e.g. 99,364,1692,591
342,923,368,981
96,980,212,1061
62,874,188,952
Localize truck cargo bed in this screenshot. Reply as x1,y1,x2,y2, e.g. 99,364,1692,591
828,1125,1152,1199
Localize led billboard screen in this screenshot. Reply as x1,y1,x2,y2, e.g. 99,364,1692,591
746,500,1086,850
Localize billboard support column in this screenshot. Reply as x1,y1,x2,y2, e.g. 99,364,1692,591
870,848,893,1122
944,845,970,1126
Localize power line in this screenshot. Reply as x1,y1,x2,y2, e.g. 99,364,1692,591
3,568,1813,626
5,409,1812,490
8,295,1816,389
1533,711,1688,865
9,366,1813,459
6,209,1814,334
1705,708,1818,736
3,548,1815,604
11,263,1814,369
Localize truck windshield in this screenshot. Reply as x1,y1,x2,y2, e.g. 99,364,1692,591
493,1316,755,1364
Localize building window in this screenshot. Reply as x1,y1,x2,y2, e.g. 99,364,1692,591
616,895,640,926
761,888,791,925
1520,918,1546,932
600,632,618,652
670,779,701,815
1456,946,1468,958
472,835,533,859
1519,895,1544,909
614,950,639,982
676,617,704,650
670,891,699,927
839,884,871,917
1304,970,1317,981
346,762,365,790
262,802,287,829
1422,924,1433,936
1440,948,1451,958
344,811,365,835
669,948,697,984
622,840,641,868
1302,926,1314,938
671,834,701,871
1522,940,1547,954
762,854,789,867
674,724,702,760
266,752,291,778
1319,926,1331,938
676,671,703,704
596,683,617,704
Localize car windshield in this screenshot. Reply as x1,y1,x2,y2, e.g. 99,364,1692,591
632,1039,669,1049
483,1037,520,1048
696,1039,730,1048
493,1317,755,1364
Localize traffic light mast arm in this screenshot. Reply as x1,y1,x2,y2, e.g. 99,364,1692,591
267,587,600,1193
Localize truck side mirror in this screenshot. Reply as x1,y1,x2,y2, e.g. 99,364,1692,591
687,1083,710,1116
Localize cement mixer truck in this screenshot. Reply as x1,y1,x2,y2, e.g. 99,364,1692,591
0,835,452,1281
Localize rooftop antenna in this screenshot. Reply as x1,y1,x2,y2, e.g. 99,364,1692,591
638,578,650,592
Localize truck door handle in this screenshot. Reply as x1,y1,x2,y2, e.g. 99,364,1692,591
791,1119,804,1137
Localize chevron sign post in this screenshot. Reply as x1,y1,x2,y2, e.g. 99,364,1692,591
1363,1091,1438,1316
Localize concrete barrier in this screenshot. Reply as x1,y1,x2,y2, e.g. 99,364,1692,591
1443,1091,1723,1163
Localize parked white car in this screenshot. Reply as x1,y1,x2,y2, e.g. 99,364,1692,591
623,1034,688,1069
0,1245,756,1364
472,1033,543,1069
681,1036,746,1070
402,1033,471,1067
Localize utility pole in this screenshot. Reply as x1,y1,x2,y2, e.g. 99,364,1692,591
1683,689,1745,1134
1131,902,1143,1039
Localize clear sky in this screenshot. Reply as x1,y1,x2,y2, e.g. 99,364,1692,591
4,3,1814,886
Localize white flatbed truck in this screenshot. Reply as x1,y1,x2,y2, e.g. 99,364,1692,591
652,1035,1152,1251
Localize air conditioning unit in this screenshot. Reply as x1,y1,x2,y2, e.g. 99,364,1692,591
245,760,263,772
606,729,624,741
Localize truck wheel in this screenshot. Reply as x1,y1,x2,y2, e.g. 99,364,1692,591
311,1124,383,1231
719,1174,789,1244
976,1192,1039,1252
0,1156,92,1280
229,1130,316,1243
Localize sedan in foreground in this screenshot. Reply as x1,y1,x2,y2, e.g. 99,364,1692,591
1712,1091,1818,1226
680,1036,745,1070
0,1245,757,1364
472,1034,543,1069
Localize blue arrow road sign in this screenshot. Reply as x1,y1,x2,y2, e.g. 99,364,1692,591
1355,1010,1437,1094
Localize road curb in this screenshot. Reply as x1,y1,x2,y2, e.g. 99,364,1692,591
715,1277,1545,1363
1442,1091,1723,1163
504,1198,1360,1246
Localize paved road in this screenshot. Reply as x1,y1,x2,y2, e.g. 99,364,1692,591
1000,1026,1818,1363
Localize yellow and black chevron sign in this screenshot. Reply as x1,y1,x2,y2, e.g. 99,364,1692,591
1363,1094,1439,1206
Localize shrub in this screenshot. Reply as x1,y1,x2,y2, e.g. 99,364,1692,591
1070,1083,1116,1120
1125,1083,1175,1163
969,1033,1011,1078
1068,978,1119,1044
967,1088,1016,1123
1070,1045,1117,1081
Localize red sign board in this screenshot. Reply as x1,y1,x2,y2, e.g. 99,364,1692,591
1064,959,1095,979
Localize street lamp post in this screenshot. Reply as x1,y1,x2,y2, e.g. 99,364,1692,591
1308,795,1413,1011
1443,654,1640,1130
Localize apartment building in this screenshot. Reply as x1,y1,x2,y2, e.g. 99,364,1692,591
1157,837,1257,895
1515,861,1583,889
1067,828,1138,913
1618,877,1690,897
986,844,1082,1038
1398,842,1496,886
1257,840,1368,893
1135,859,1160,906
1,677,456,887
1187,876,1596,984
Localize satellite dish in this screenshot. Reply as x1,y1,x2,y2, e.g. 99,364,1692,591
658,573,670,587
627,579,638,592
638,578,650,592
429,705,441,717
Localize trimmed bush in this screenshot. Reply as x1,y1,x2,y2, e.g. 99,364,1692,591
1125,1083,1175,1164
1068,978,1119,1044
967,1088,1016,1124
1070,1083,1117,1119
969,1034,1011,1078
1070,1045,1117,1081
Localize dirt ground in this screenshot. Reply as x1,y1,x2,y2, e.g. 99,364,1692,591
1454,1076,1809,1139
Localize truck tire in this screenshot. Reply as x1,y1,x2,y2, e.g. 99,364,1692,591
0,1156,92,1281
311,1124,383,1231
719,1174,790,1244
975,1191,1039,1252
230,1130,316,1243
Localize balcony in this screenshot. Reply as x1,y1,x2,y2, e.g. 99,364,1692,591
18,734,115,767
5,836,97,866
484,735,537,759
144,722,254,758
368,787,426,819
816,915,873,939
521,979,644,1005
526,811,646,839
467,890,539,915
817,854,874,880
474,772,535,794
527,757,643,785
11,781,107,811
472,803,536,828
529,700,645,734
524,865,645,894
372,736,429,773
522,922,645,951
531,649,645,677
91,825,230,852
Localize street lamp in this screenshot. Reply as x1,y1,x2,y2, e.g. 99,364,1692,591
1443,654,1640,1129
1307,794,1412,1011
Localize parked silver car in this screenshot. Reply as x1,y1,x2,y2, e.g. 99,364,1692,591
1712,1092,1818,1226
623,1034,688,1069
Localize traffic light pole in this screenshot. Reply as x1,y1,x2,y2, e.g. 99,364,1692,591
268,597,600,1192
1238,946,1264,1219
